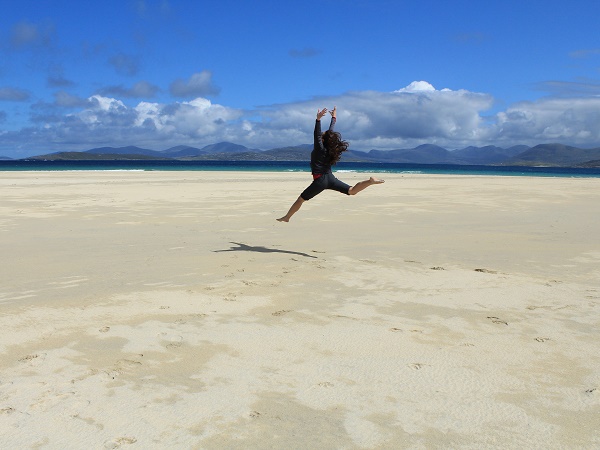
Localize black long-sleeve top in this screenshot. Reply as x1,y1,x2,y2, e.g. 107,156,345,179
310,116,336,175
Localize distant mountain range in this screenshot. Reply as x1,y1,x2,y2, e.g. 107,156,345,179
3,142,600,167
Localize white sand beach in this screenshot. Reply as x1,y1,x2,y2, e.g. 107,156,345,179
1,171,599,449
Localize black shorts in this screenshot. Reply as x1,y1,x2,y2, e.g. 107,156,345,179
300,172,351,201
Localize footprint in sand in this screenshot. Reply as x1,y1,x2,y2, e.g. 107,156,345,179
475,268,497,274
18,353,46,366
318,381,334,388
116,359,140,368
105,369,123,380
104,437,137,449
224,293,237,302
585,388,598,397
535,337,551,342
104,359,143,380
430,266,445,271
389,328,403,333
328,314,359,321
408,363,426,370
165,336,183,349
272,310,291,316
585,289,599,299
31,390,80,412
526,305,567,311
487,316,508,326
249,411,262,419
99,326,110,333
189,313,207,319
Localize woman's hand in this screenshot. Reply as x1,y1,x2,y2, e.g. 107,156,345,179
316,108,328,120
329,106,337,119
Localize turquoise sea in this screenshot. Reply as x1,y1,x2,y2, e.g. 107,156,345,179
1,160,600,178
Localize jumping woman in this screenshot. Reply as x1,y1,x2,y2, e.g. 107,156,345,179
277,106,384,222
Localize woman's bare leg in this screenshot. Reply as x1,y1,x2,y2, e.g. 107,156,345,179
348,177,385,195
277,196,305,222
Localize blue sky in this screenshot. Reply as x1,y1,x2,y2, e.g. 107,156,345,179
1,0,600,158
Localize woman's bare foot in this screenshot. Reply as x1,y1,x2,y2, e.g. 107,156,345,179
348,177,385,195
276,197,304,223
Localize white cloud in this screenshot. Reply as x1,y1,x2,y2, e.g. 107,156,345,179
2,81,600,157
254,82,494,149
134,101,163,128
88,95,126,112
395,81,436,92
75,95,128,126
131,97,242,137
495,97,600,145
35,95,245,148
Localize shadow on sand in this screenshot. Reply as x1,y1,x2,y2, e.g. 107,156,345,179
213,242,317,259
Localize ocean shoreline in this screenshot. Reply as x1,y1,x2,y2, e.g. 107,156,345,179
1,159,600,178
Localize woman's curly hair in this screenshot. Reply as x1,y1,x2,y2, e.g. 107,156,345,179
322,130,349,165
